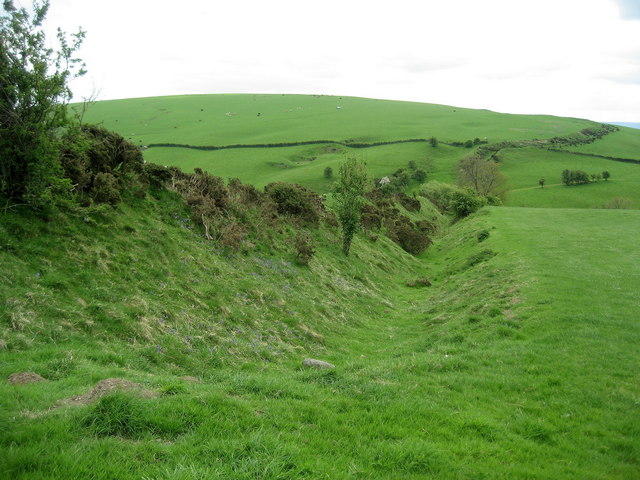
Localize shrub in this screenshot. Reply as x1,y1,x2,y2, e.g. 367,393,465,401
92,172,121,205
59,125,146,205
294,230,315,265
396,192,421,212
450,188,485,218
485,195,502,206
265,182,322,225
396,223,431,255
411,169,427,183
324,166,333,179
143,163,173,189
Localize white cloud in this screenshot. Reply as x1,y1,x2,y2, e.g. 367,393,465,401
41,0,640,121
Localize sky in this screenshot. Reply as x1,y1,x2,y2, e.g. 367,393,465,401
34,0,640,122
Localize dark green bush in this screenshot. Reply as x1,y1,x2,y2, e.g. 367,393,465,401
143,162,173,188
265,182,322,225
411,169,427,183
396,193,421,212
92,172,121,205
450,188,485,217
59,125,146,205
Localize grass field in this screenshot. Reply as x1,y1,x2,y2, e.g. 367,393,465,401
1,198,639,478
500,147,640,208
79,94,640,204
553,126,640,161
79,94,597,147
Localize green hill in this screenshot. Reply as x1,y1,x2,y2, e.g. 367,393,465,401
79,94,640,208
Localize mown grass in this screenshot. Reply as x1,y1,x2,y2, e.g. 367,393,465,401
1,201,638,478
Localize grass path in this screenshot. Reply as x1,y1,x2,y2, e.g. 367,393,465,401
510,183,563,192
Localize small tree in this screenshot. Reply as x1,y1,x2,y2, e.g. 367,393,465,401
457,155,506,196
602,171,610,181
429,136,438,147
334,157,368,256
539,178,545,188
323,166,333,179
0,0,86,207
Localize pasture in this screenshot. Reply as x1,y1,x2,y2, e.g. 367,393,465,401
79,94,640,205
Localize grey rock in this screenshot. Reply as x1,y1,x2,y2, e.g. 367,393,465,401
303,358,335,369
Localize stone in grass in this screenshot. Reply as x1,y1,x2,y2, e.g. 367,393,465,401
406,277,432,288
303,358,335,369
8,372,47,385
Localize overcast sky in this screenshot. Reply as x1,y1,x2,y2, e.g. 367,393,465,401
38,0,640,122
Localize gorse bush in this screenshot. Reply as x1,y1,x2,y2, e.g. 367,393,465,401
265,182,323,225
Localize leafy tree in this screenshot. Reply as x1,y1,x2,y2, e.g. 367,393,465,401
602,171,610,181
0,0,86,207
334,157,368,256
539,178,545,188
429,136,438,147
323,166,333,179
561,169,571,186
457,155,506,196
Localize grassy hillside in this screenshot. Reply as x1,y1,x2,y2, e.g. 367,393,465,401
79,94,596,147
553,126,640,161
1,197,639,478
501,147,640,208
79,94,640,204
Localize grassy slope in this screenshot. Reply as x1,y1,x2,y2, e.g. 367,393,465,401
501,147,640,208
554,126,640,160
79,94,595,146
80,94,640,204
1,201,638,479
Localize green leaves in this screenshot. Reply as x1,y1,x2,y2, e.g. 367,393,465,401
334,157,368,255
0,0,85,208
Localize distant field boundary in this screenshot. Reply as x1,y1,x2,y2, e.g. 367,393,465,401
146,138,432,151
546,148,640,164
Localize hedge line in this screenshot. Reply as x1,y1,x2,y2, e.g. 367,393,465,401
546,148,640,165
146,138,430,151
